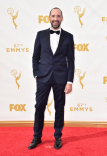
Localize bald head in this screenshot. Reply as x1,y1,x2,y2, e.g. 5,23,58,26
49,7,63,17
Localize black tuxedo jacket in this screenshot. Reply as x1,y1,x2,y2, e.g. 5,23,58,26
32,28,75,84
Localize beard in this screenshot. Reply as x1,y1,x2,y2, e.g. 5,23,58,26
51,21,61,29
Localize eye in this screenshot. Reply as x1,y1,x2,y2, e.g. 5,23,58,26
57,15,61,18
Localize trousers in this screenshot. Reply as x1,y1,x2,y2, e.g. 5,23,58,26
33,72,66,138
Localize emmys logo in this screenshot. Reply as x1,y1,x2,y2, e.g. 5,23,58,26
74,44,89,51
47,98,53,116
11,69,21,89
70,103,92,112
75,69,86,89
103,77,107,84
105,97,107,102
6,44,29,52
38,15,50,23
10,104,26,111
7,8,18,29
74,6,85,28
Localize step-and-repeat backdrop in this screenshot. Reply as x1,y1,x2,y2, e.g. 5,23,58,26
0,0,107,121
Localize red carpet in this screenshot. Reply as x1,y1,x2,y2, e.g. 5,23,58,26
0,127,107,156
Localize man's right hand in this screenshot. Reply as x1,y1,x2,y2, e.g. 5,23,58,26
35,76,37,81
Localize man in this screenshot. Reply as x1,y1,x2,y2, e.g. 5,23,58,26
28,7,75,150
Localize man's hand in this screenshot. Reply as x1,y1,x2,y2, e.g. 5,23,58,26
64,83,72,94
35,77,37,81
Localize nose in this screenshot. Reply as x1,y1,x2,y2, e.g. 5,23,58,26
54,16,58,20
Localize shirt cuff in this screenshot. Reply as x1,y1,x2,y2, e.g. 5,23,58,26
35,76,37,78
67,81,72,84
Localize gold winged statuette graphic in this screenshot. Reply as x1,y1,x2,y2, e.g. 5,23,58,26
7,8,18,29
47,98,53,116
74,6,85,28
11,69,21,89
75,69,86,89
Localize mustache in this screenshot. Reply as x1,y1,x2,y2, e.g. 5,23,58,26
52,21,59,23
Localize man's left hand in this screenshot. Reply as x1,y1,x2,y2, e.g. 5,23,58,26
64,83,72,94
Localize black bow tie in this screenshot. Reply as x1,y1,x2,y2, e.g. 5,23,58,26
50,30,60,35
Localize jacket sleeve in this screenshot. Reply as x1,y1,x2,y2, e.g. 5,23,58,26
66,34,75,83
32,32,41,77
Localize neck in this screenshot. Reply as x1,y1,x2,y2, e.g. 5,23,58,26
51,26,61,30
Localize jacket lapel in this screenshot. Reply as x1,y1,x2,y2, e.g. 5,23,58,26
45,28,65,56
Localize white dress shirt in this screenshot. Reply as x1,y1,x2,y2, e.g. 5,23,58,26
35,27,72,84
